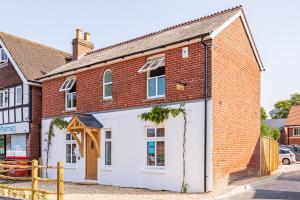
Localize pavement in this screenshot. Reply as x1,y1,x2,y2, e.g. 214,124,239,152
222,163,300,200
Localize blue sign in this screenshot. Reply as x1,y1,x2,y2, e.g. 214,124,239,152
0,123,29,135
0,126,16,134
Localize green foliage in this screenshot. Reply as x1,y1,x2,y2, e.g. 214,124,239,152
139,104,185,124
270,99,291,119
45,117,68,177
290,93,300,106
270,93,300,119
260,107,267,120
260,123,280,140
139,103,188,192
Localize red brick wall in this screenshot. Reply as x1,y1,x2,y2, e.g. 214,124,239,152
287,128,300,145
27,86,42,159
42,43,207,117
0,61,22,89
211,17,261,189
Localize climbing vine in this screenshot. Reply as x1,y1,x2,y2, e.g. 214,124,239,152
139,103,188,192
44,117,68,177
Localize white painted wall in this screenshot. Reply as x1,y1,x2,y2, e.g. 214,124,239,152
41,101,212,192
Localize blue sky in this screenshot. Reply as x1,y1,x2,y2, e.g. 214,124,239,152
1,0,300,115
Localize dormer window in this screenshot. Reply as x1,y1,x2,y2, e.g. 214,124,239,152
0,48,8,66
60,78,76,110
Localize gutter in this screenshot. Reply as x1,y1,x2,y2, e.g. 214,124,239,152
37,33,211,81
200,36,210,192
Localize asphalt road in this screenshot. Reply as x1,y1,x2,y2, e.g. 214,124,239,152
223,165,300,200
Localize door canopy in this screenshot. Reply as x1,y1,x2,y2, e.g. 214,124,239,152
66,114,103,157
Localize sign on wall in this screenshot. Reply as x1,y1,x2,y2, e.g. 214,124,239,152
0,122,29,135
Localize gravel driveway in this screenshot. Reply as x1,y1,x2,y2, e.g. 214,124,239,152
2,172,280,200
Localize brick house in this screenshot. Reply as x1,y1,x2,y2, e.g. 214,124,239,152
0,32,69,160
280,106,300,145
39,6,263,192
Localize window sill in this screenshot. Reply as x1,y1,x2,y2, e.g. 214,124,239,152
100,166,113,171
64,164,78,169
63,108,77,113
144,97,166,102
141,167,167,174
101,98,113,102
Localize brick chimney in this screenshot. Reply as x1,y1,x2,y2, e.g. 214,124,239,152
72,29,94,60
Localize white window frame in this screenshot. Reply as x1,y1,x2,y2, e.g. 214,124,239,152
0,90,8,108
65,133,77,164
145,127,165,169
293,127,300,136
0,48,8,68
147,69,165,99
138,57,165,73
61,77,76,111
104,129,112,166
59,78,76,92
15,86,22,106
65,91,76,111
103,69,112,99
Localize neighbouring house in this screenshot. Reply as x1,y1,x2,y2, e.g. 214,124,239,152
282,106,300,145
38,6,263,192
263,118,287,144
0,32,69,160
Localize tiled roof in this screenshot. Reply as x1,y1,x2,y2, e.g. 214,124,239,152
43,6,243,78
263,118,287,130
286,106,300,126
75,114,103,129
0,32,70,81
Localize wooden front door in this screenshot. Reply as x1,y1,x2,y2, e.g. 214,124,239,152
86,131,98,180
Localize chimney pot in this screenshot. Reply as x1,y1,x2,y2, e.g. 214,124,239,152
84,32,91,41
76,28,83,39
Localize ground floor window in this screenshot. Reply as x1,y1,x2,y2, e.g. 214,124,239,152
146,127,165,167
6,134,26,157
293,128,300,136
104,129,112,166
65,133,76,164
0,136,5,160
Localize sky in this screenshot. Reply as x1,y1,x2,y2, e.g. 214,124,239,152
1,0,300,116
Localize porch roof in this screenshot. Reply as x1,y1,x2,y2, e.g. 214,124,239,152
71,114,103,129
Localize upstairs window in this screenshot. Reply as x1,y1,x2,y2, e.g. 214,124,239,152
103,70,112,99
0,48,8,65
60,78,76,110
15,86,22,105
138,56,166,99
0,90,8,108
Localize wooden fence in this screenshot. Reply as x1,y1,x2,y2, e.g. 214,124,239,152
261,136,279,176
0,159,64,200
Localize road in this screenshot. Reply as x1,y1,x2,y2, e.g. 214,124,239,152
223,163,300,200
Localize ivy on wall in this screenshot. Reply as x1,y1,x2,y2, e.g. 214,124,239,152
139,103,188,192
44,117,68,177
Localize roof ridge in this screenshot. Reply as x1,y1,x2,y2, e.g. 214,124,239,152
88,5,242,55
0,31,70,56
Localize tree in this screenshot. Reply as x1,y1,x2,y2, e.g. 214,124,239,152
139,104,188,192
290,93,300,106
270,93,300,119
260,123,280,140
260,107,267,120
270,100,291,119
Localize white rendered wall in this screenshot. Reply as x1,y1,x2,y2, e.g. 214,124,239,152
41,101,212,192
